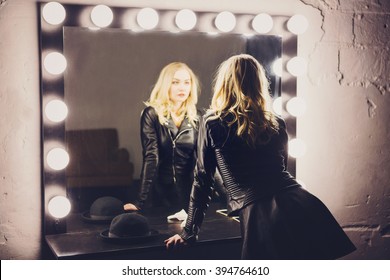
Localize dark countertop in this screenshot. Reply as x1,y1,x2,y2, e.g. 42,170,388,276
45,203,242,259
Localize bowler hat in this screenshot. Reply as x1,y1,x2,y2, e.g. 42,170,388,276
82,196,124,223
100,213,159,242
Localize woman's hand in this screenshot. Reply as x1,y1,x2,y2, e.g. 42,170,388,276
164,234,187,249
123,203,139,211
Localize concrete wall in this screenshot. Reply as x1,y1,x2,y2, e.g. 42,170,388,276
0,0,389,259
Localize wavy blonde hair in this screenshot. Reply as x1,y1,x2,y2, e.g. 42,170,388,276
210,54,278,146
145,62,199,127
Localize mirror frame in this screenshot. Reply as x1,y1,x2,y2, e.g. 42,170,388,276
38,2,298,234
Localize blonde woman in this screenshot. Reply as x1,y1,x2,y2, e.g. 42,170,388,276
165,54,356,259
124,62,200,218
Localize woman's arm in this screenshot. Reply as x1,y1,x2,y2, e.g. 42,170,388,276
278,117,289,170
134,107,160,209
180,116,216,242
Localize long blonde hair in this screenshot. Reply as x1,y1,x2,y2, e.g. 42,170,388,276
210,54,278,146
145,62,199,126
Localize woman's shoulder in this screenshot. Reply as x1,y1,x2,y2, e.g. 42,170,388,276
202,110,219,125
275,115,287,129
141,106,157,117
201,111,230,134
140,106,159,124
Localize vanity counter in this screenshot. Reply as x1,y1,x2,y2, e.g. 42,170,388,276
45,203,242,259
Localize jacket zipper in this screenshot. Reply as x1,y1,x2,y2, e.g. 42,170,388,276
170,128,191,184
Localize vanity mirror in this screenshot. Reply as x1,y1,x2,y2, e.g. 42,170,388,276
39,2,300,237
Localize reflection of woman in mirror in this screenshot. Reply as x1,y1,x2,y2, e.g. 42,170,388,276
165,54,356,259
124,62,200,220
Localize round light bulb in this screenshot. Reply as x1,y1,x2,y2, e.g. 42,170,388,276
137,8,159,30
90,5,113,28
252,13,273,34
44,52,67,75
287,14,309,35
47,148,70,171
215,11,236,32
288,138,307,158
286,97,307,117
272,58,283,77
175,9,197,31
48,196,71,218
45,100,68,123
42,2,66,25
272,96,283,115
287,56,307,77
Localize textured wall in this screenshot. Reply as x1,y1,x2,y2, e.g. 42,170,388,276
297,0,390,259
0,0,42,259
0,0,389,259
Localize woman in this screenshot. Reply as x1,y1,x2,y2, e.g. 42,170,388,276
124,62,200,217
165,54,356,259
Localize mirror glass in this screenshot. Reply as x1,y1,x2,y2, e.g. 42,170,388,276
62,27,282,219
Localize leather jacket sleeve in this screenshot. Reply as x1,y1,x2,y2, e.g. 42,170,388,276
278,117,289,170
179,116,215,242
135,108,159,208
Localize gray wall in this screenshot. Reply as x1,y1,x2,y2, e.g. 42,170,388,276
1,0,389,259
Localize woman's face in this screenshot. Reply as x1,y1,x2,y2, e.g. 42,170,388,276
169,68,192,105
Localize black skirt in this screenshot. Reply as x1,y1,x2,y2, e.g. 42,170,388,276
239,185,356,259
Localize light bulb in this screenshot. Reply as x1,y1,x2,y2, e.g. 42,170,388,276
287,14,309,35
42,2,66,25
48,196,71,218
272,97,283,115
45,100,68,122
175,9,197,31
47,148,69,170
272,58,283,77
287,56,307,77
288,138,306,158
286,97,307,117
91,5,113,28
215,11,236,32
252,13,273,34
137,8,159,30
44,52,67,75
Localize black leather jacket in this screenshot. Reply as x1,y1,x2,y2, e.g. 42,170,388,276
135,106,198,208
180,112,298,242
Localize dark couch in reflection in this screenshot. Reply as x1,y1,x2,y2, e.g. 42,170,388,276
65,128,134,212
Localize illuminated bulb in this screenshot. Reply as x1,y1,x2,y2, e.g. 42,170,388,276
287,56,307,77
137,8,159,30
272,96,283,115
42,2,66,25
287,14,309,35
45,100,68,122
47,148,69,170
286,97,307,117
272,58,283,77
175,9,197,31
215,11,236,32
252,13,273,34
91,5,113,28
48,196,71,218
288,138,306,158
44,52,67,75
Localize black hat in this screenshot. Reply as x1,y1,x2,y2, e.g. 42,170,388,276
100,213,159,242
82,196,124,223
